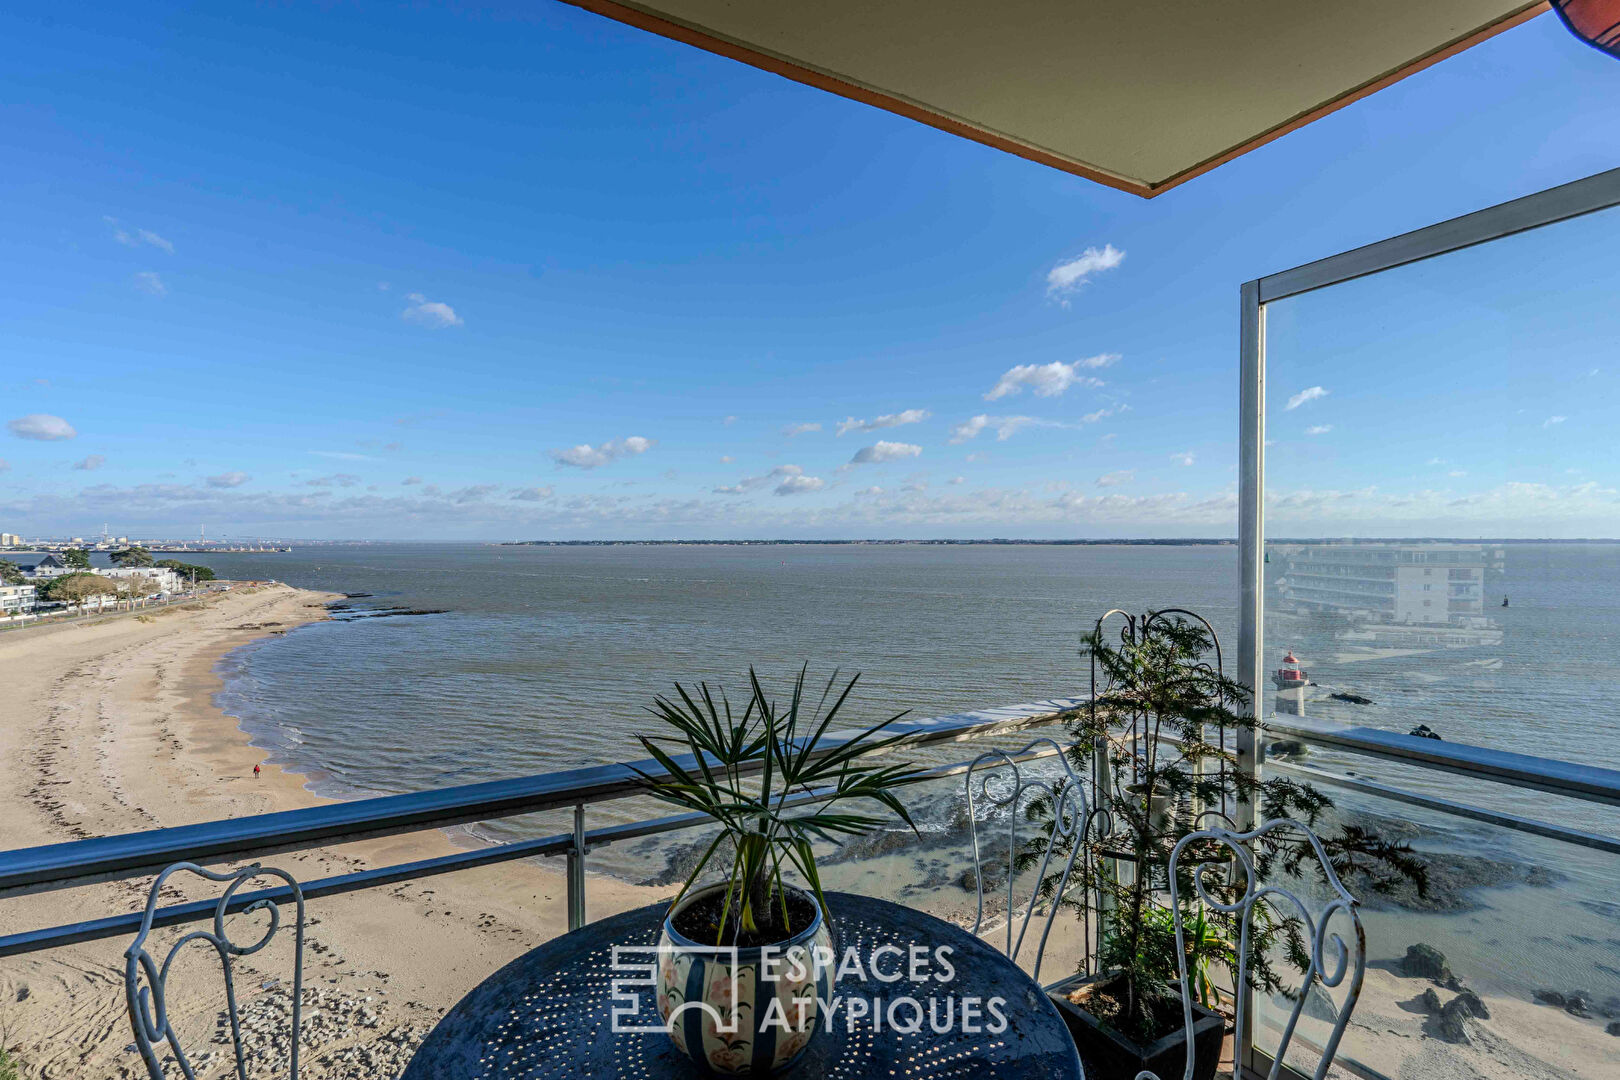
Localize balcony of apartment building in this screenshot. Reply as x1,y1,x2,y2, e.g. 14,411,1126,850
2,4,1618,1080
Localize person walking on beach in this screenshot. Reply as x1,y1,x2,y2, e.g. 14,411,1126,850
253,762,261,779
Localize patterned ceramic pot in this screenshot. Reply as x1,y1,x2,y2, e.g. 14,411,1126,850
656,883,834,1075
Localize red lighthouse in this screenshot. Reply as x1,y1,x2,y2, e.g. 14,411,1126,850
1273,651,1308,690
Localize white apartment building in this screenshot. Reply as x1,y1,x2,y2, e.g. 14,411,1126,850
1,583,37,617
1277,543,1502,628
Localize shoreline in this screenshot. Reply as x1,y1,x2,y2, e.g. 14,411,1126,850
0,583,1612,1078
0,582,660,1079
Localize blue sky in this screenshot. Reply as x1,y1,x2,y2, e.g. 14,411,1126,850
2,4,1617,540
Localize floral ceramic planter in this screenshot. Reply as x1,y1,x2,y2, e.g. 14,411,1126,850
656,883,834,1075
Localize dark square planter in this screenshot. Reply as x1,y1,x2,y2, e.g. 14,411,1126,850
1047,972,1225,1080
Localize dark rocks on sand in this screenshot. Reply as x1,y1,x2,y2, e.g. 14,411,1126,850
1399,943,1452,983
1607,1021,1620,1037
1419,985,1486,1044
1534,989,1567,1007
1600,996,1620,1020
1408,724,1442,740
1451,990,1489,1020
1330,692,1373,705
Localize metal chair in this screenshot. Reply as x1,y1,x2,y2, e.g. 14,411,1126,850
964,737,1099,985
125,862,306,1080
1137,819,1366,1080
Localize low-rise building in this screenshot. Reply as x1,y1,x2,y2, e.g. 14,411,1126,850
99,565,184,595
17,553,70,579
1,583,37,616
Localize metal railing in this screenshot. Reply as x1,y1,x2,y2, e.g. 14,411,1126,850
3,690,1618,1080
0,696,1086,957
1251,717,1620,1080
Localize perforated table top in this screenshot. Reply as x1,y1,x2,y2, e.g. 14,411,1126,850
402,891,1084,1079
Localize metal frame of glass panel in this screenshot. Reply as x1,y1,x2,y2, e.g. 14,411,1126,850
1235,165,1620,1080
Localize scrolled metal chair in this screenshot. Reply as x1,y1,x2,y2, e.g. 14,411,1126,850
964,737,1099,984
1137,818,1365,1080
124,862,306,1080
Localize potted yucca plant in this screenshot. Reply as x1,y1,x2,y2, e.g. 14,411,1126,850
632,666,924,1075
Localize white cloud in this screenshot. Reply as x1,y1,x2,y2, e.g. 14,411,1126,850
1285,386,1329,410
1045,245,1124,301
310,450,376,461
951,404,1127,444
133,271,167,297
1544,415,1567,428
307,473,361,488
8,414,77,441
949,476,966,485
136,229,174,253
0,459,8,472
855,486,884,496
402,292,463,328
719,455,735,464
723,415,738,426
781,422,822,437
1171,451,1195,466
835,409,931,436
550,435,655,469
1448,470,1467,478
850,441,922,465
1076,354,1119,369
1305,425,1333,435
774,474,825,496
714,464,825,496
206,471,250,488
1081,404,1128,424
985,359,1108,401
402,476,423,485
1096,470,1135,488
73,454,106,471
511,486,555,501
106,217,174,253
950,415,992,443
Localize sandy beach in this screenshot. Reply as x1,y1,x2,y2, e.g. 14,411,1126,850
0,585,1613,1079
0,584,659,1079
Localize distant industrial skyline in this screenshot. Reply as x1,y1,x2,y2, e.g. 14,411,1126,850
3,5,1617,540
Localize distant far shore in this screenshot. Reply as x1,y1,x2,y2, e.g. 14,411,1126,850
499,536,1620,547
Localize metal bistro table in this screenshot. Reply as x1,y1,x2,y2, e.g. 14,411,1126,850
403,891,1084,1079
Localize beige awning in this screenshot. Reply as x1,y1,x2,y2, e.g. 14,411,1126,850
563,0,1547,197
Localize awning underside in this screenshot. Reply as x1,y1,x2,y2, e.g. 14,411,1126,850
568,0,1546,197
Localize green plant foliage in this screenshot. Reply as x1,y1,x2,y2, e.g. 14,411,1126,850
41,572,118,604
61,548,92,569
110,546,154,567
0,560,23,586
155,559,215,582
1030,612,1427,1042
633,666,926,944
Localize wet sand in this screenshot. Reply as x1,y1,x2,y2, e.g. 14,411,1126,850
0,584,659,1078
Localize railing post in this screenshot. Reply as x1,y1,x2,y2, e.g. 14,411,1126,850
1090,734,1114,973
1236,276,1266,1077
566,803,587,931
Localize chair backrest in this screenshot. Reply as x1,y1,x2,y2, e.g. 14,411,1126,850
124,862,305,1080
964,738,1097,984
1139,819,1365,1080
